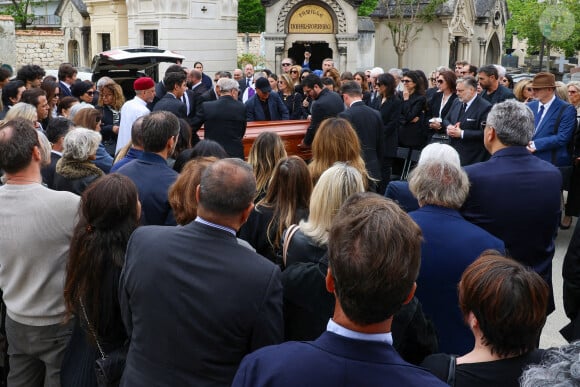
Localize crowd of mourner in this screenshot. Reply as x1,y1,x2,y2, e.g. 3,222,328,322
1,55,580,386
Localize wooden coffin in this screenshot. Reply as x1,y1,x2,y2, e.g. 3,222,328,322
199,120,312,160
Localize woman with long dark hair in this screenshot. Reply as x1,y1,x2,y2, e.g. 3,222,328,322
427,70,457,142
399,70,427,150
61,173,140,387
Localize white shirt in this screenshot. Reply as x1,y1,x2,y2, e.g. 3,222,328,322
116,96,150,154
326,319,393,345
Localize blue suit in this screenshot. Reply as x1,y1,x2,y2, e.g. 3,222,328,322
245,92,289,121
528,97,577,167
461,147,562,313
233,331,447,387
385,181,419,212
410,205,505,354
116,152,178,226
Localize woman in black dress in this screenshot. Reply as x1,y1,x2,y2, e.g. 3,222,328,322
399,70,427,150
427,70,457,142
97,81,125,156
61,174,140,387
421,252,547,387
277,73,304,119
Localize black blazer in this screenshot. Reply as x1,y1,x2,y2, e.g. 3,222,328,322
40,152,61,189
426,92,457,138
119,221,283,386
399,93,427,149
152,93,187,119
442,95,492,166
339,101,383,181
193,95,246,158
303,88,344,146
379,97,403,158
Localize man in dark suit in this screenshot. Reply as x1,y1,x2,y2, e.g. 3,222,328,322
151,64,184,108
57,63,76,98
120,158,283,387
192,78,246,158
461,99,562,314
238,63,254,99
299,74,344,148
526,72,577,167
117,111,179,226
339,81,383,187
188,69,207,97
41,117,73,189
233,192,447,387
152,71,188,119
245,77,289,121
443,76,492,165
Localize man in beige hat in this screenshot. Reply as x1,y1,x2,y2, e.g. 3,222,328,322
526,72,576,168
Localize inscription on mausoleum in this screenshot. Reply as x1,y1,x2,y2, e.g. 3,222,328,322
288,4,333,33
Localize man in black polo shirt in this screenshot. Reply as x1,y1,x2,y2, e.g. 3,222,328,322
477,64,515,105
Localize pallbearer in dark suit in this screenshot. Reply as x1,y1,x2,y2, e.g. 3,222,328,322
233,193,447,387
443,76,492,166
191,78,247,158
120,158,283,387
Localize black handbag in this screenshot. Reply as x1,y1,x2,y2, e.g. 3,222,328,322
80,300,127,387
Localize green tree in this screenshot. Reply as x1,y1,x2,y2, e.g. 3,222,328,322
506,0,580,57
359,0,379,16
378,0,446,68
238,0,265,33
0,0,34,29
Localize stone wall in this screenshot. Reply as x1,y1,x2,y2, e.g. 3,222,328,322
15,29,65,68
237,33,262,57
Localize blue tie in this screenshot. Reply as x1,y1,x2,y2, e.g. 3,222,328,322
535,105,544,129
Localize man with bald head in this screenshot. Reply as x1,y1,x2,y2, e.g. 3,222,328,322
119,158,283,387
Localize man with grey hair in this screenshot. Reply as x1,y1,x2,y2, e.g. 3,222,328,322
388,68,404,94
117,110,179,225
119,158,283,386
192,77,246,158
443,76,492,165
408,143,504,355
461,99,562,315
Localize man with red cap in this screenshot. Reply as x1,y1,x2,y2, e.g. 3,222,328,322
116,77,156,155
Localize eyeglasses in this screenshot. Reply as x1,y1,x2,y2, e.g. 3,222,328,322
436,79,444,84
281,63,291,67
480,121,491,130
526,88,533,92
429,78,436,82
290,70,298,74
569,90,578,94
277,81,285,84
401,79,412,83
86,91,94,96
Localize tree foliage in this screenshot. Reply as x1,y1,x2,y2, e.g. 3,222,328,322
238,0,265,33
506,0,580,57
380,0,446,68
0,0,34,29
359,0,379,16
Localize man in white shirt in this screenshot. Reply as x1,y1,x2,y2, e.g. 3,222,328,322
116,77,156,155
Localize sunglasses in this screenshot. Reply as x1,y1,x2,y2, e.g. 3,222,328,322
86,91,94,96
436,79,444,84
401,79,412,83
277,81,285,84
290,70,298,74
569,90,578,94
526,88,533,92
281,63,291,66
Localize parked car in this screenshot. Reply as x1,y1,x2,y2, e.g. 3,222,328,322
91,47,185,100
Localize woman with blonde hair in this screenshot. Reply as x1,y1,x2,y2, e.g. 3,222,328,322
277,73,304,119
513,79,534,103
97,81,125,156
289,65,302,89
239,156,312,266
4,102,37,125
308,117,370,188
247,131,288,202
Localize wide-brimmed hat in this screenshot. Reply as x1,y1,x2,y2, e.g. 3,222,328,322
530,72,556,89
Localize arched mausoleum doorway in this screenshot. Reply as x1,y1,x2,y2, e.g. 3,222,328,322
288,41,333,70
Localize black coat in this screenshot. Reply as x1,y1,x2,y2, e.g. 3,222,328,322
152,93,187,119
399,93,427,149
192,95,246,158
339,101,384,182
303,88,344,146
379,97,403,158
41,152,61,189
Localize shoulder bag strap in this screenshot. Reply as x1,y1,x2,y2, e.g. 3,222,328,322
446,354,457,387
283,224,300,268
551,104,568,165
80,298,106,360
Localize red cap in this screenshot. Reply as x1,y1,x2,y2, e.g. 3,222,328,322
133,77,155,91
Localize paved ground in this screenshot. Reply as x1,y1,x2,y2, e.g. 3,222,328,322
540,217,575,348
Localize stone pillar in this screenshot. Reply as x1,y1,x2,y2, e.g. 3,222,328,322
338,45,347,72
461,37,471,63
275,45,284,73
0,16,16,70
478,38,487,66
